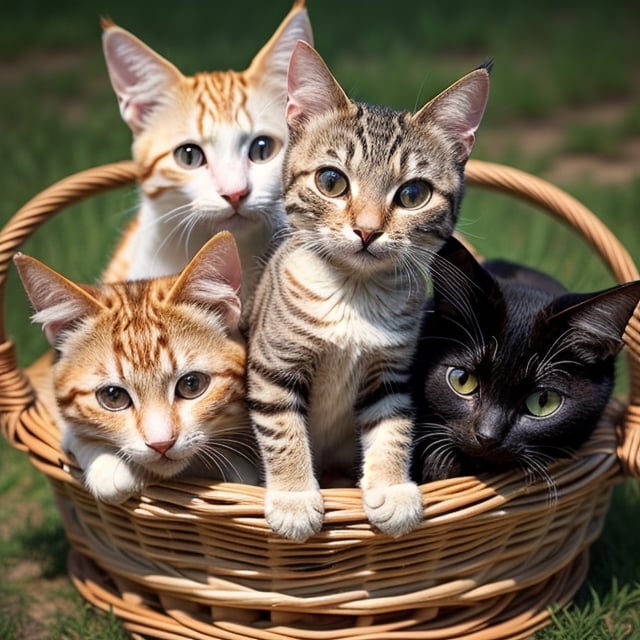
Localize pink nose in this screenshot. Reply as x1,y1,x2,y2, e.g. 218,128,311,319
353,228,383,247
146,438,176,455
222,187,249,209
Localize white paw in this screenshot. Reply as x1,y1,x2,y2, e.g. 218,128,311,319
84,453,144,504
362,482,423,537
265,489,324,542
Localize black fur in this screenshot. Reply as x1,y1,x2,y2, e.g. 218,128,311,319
411,236,640,483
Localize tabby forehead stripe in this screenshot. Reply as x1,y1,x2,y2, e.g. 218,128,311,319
137,148,173,183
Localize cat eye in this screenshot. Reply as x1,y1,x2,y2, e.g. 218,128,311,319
315,167,349,198
446,367,479,396
174,143,206,169
248,135,281,163
394,180,432,209
96,386,132,411
525,390,563,418
175,372,210,400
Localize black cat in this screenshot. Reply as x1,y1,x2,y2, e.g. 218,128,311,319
411,236,640,485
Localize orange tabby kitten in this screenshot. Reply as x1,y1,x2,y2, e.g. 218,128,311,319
15,232,257,503
101,1,313,305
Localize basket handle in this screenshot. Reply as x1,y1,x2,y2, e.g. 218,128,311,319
464,160,640,477
0,158,639,475
0,161,139,444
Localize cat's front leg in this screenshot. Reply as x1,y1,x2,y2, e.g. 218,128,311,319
358,413,424,538
247,305,324,541
248,382,323,541
252,409,324,542
63,430,145,503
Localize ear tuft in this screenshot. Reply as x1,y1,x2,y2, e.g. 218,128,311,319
549,281,640,362
286,41,351,129
102,23,183,133
247,0,314,89
13,253,103,347
413,65,491,163
168,232,243,329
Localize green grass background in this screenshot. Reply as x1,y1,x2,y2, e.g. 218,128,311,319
0,0,639,637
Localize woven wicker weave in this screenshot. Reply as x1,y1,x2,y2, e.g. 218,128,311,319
1,158,639,639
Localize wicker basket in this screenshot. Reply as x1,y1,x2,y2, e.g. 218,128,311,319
1,158,640,640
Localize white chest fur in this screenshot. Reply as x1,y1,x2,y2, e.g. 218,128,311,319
284,248,420,347
282,248,424,470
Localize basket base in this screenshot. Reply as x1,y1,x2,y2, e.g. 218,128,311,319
68,548,588,640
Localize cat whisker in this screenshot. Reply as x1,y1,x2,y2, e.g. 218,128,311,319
428,253,487,353
395,248,432,301
136,202,194,234
137,202,201,270
209,434,257,465
534,330,584,382
196,438,254,482
518,451,558,504
413,422,462,480
194,446,229,478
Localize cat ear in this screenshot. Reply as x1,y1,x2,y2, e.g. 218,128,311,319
549,281,640,362
246,0,314,90
101,18,184,134
413,61,492,163
168,231,243,329
286,41,351,129
13,253,104,347
432,236,501,317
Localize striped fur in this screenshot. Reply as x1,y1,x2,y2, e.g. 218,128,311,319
15,232,257,504
247,43,490,541
101,2,312,307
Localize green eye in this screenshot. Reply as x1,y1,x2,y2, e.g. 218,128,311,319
174,143,206,169
446,367,478,396
394,180,432,209
525,390,563,418
96,386,132,411
315,167,349,197
175,372,210,400
248,135,282,163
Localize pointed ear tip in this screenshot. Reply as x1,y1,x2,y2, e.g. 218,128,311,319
478,58,495,74
214,230,238,248
12,252,34,270
293,39,315,55
100,16,115,31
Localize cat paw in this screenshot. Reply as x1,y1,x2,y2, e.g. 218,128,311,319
84,453,143,504
362,482,423,538
265,489,324,542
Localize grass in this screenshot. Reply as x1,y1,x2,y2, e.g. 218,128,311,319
0,0,639,637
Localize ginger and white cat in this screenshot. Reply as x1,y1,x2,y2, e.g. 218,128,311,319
102,1,313,305
15,232,257,503
247,42,491,541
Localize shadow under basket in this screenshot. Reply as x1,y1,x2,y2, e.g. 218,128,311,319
2,158,640,640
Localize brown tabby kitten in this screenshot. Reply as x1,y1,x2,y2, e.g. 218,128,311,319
15,232,257,503
247,42,491,541
101,1,312,305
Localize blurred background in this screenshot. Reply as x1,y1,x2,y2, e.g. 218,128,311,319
0,0,639,637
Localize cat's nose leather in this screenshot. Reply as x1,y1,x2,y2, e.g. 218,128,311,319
353,228,383,247
475,431,499,448
146,439,177,455
222,188,249,210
